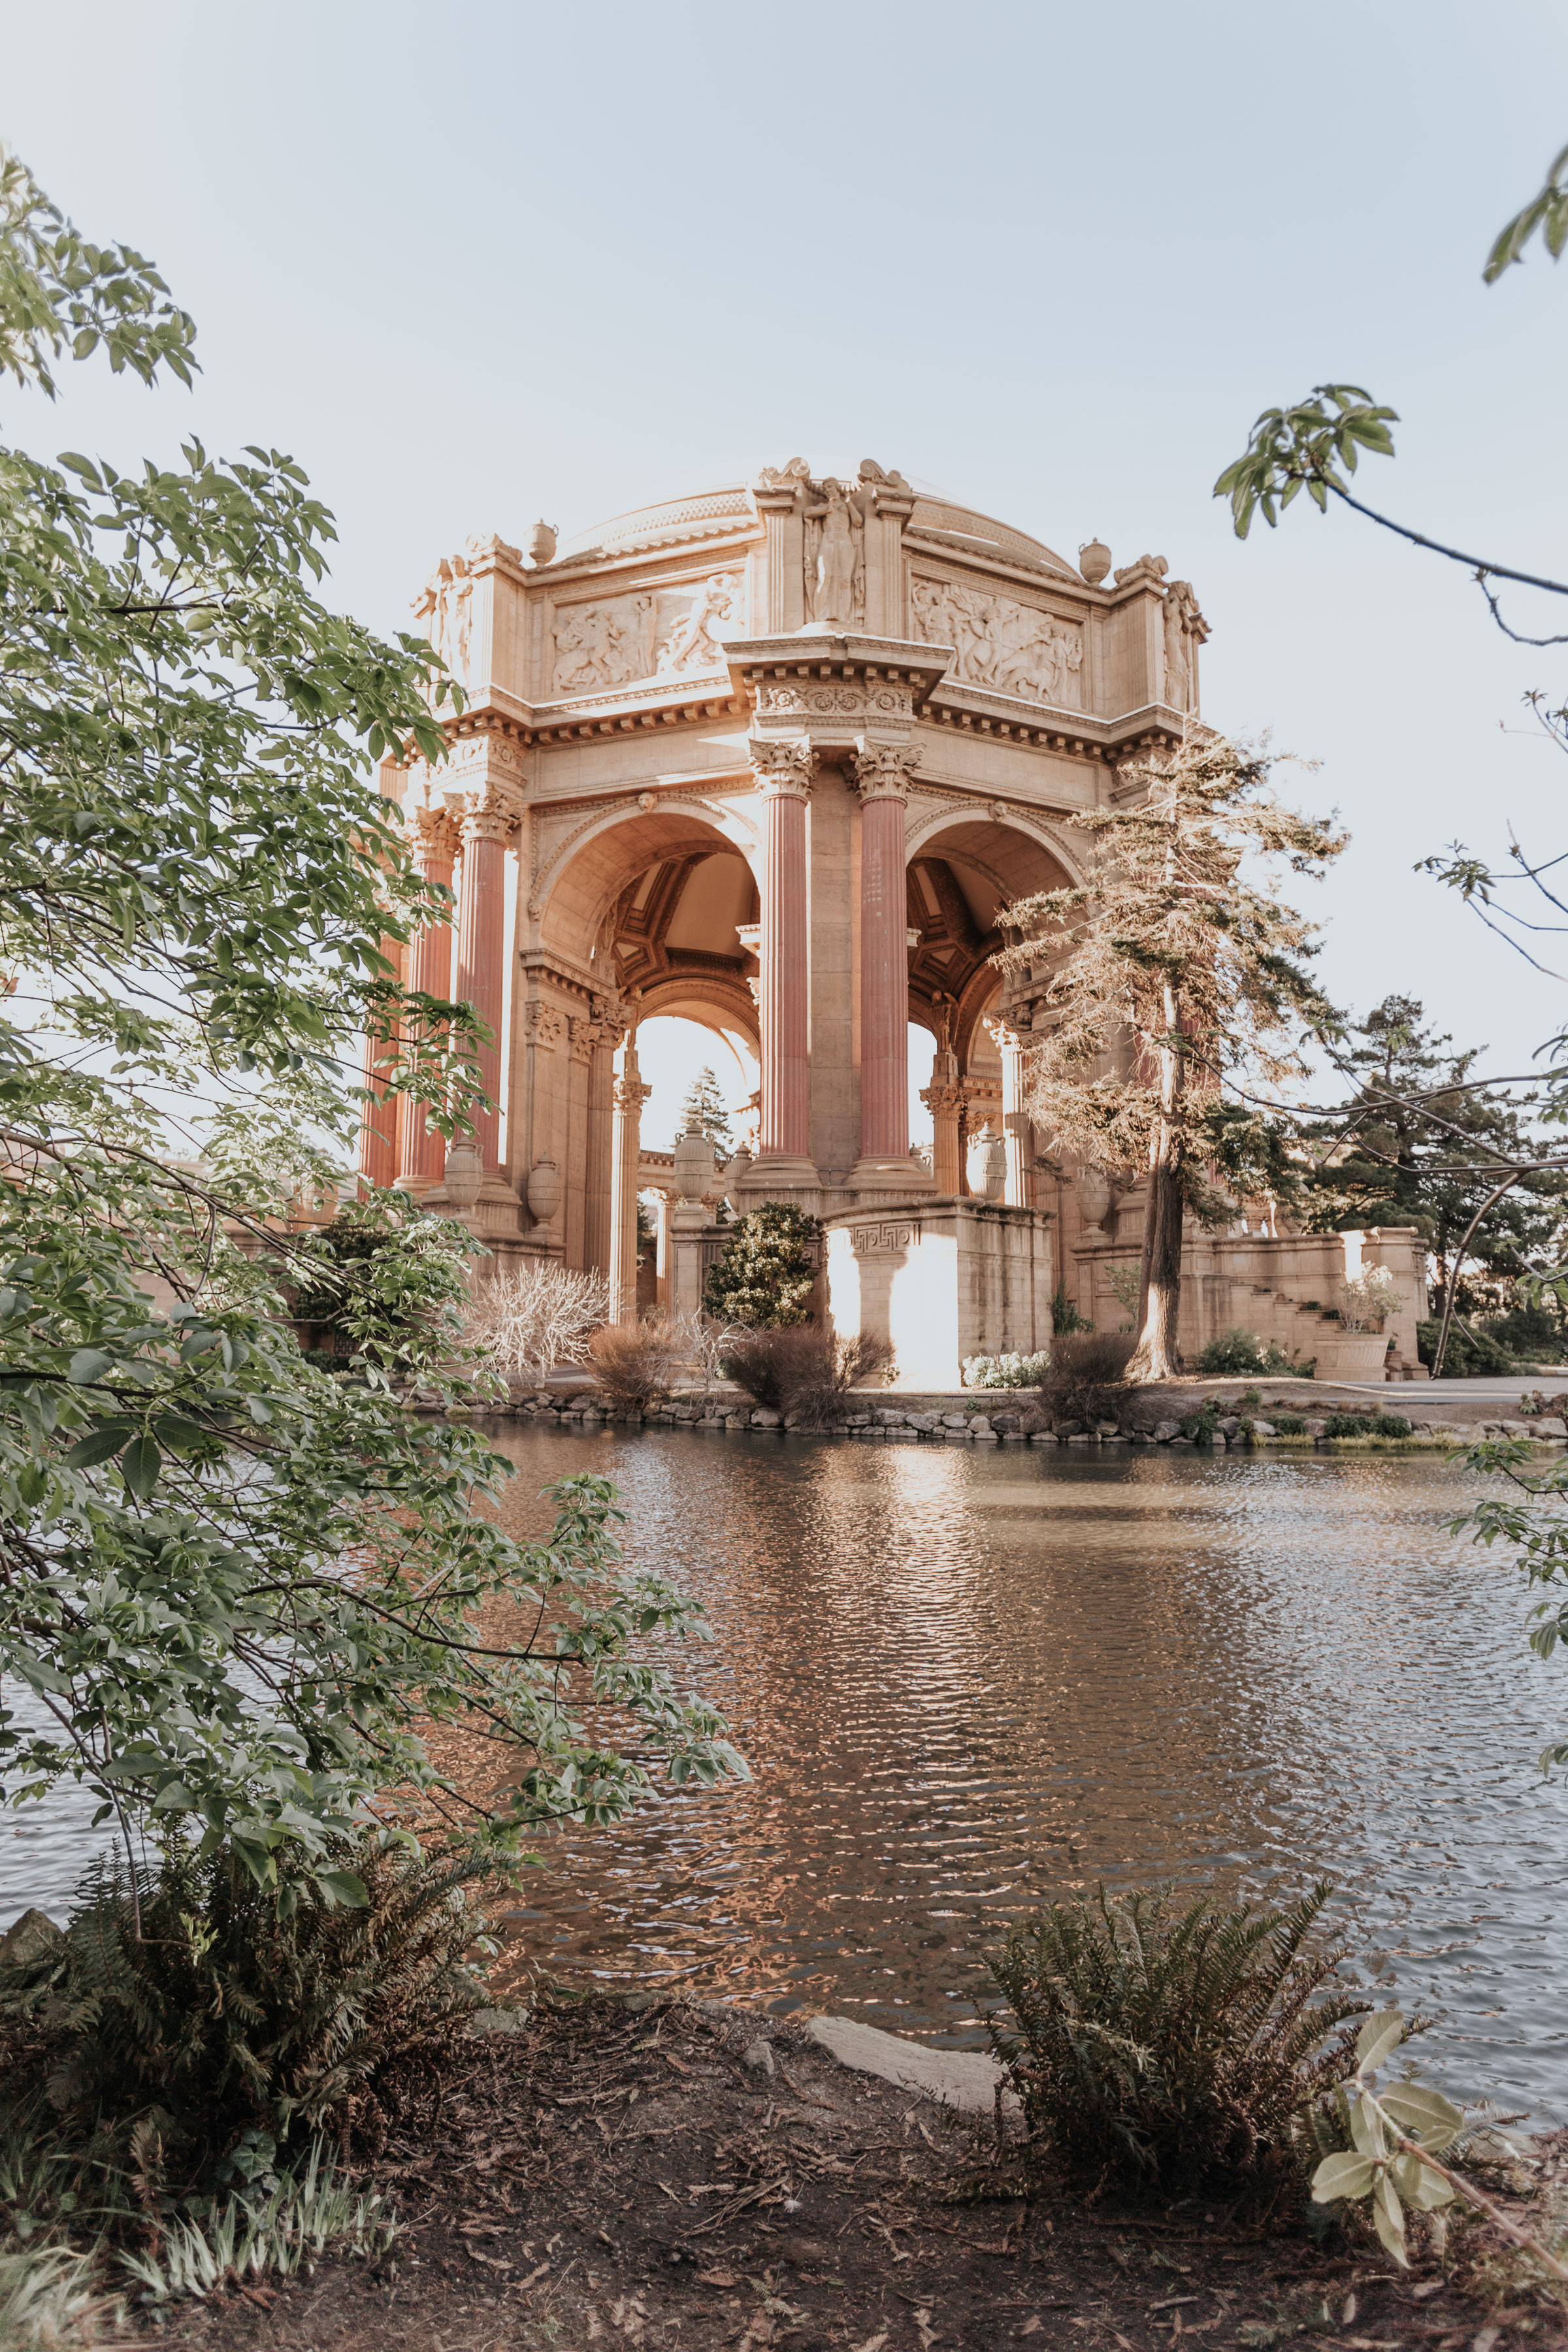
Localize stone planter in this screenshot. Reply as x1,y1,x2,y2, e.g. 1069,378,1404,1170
1309,1331,1391,1380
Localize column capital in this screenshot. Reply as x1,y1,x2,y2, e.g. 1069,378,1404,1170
445,779,523,843
851,741,922,803
921,1080,972,1114
749,738,817,799
613,1075,653,1115
983,1011,1026,1054
412,804,461,864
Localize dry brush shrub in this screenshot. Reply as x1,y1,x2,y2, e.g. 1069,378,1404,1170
465,1262,610,1389
721,1328,892,1425
1036,1329,1135,1429
587,1320,687,1411
988,1881,1367,2207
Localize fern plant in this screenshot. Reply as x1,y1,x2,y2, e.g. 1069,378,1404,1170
987,1882,1368,2202
0,1837,494,2181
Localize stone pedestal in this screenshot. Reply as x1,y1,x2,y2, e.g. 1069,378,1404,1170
668,1200,713,1320
823,1197,1055,1389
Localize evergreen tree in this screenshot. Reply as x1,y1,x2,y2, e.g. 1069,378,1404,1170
703,1201,819,1328
998,733,1343,1380
1305,995,1565,1314
676,1066,734,1156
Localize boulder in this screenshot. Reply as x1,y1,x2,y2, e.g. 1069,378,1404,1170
1152,1419,1181,1443
1217,1416,1241,1437
1029,1431,1059,1445
0,1908,63,1970
751,1407,782,1429
990,1411,1022,1431
1537,1417,1568,1438
967,1416,992,1436
1303,1418,1328,1437
904,1413,937,1433
1250,1418,1275,1438
875,1409,907,1426
941,1414,969,1429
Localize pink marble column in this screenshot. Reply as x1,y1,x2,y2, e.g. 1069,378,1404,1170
852,743,921,1168
399,808,459,1188
453,797,515,1175
751,742,815,1165
357,758,408,1190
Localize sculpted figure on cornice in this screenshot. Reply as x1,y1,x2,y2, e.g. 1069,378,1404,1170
550,573,743,696
413,550,474,687
1161,579,1206,714
753,457,915,634
910,575,1083,708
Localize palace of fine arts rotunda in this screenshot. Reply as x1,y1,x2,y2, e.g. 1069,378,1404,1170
359,457,1426,1386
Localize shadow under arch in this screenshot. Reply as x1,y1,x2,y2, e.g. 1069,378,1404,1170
531,792,760,965
904,807,1077,1070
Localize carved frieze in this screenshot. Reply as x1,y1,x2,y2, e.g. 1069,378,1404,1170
911,574,1083,708
849,1220,917,1254
754,680,915,724
549,572,744,696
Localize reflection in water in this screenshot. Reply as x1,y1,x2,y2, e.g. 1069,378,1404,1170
4,1429,1563,2115
482,1431,1565,2115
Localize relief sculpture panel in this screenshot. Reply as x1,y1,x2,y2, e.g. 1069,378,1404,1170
910,574,1083,708
549,573,743,697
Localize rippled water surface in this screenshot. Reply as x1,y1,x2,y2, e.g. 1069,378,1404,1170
7,1429,1566,2114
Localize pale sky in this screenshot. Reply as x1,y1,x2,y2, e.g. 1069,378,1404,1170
8,0,1568,1141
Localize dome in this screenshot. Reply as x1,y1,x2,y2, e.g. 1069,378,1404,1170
557,459,1081,583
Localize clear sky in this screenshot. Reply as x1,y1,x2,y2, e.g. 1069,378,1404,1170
8,0,1568,1147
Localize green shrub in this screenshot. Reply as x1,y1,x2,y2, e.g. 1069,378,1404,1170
0,1839,493,2184
1050,1284,1093,1335
987,1882,1366,2203
702,1201,820,1328
1321,1411,1414,1439
1269,1413,1307,1435
1180,1399,1224,1443
1479,1300,1567,1364
1417,1318,1514,1377
1195,1328,1299,1377
962,1350,1051,1388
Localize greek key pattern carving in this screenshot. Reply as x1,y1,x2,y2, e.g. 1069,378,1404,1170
849,1221,917,1254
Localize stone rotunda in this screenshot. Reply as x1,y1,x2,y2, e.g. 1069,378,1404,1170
361,456,1334,1385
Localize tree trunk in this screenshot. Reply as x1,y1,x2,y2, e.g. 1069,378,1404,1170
1128,990,1184,1382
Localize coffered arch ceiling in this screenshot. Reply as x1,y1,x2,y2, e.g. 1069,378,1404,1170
907,817,1070,1069
611,845,760,1050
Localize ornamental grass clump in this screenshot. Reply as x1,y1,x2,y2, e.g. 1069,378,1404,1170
587,1320,687,1411
987,1882,1367,2206
1040,1330,1135,1428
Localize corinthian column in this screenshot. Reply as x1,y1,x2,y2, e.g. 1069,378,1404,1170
987,1014,1032,1207
397,806,459,1194
449,787,518,1177
751,740,817,1181
608,1034,651,1325
921,1068,968,1196
851,743,929,1196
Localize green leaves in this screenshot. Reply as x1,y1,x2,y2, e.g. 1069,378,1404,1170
1311,2149,1376,2202
1483,142,1568,283
1354,2008,1405,2072
1213,385,1399,539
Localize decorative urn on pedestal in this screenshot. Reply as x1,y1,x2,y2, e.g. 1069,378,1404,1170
527,520,558,567
674,1127,717,1205
1079,538,1112,586
443,1141,483,1216
967,1122,1007,1202
526,1158,562,1242
1074,1164,1113,1243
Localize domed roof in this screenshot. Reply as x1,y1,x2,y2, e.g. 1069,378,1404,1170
557,460,1081,583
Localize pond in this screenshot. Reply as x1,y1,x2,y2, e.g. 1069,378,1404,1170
5,1428,1565,2119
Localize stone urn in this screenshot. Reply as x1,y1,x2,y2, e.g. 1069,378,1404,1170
444,1141,483,1215
527,519,558,567
1079,538,1112,586
526,1158,562,1239
967,1121,1006,1201
674,1127,716,1205
1311,1331,1393,1380
1074,1164,1113,1243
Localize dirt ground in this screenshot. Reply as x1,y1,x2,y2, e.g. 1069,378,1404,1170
152,1994,1568,2352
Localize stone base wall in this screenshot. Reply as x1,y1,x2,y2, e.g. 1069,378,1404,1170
821,1196,1054,1388
1070,1224,1429,1370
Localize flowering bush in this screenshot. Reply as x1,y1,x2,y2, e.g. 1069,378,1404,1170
962,1350,1051,1388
